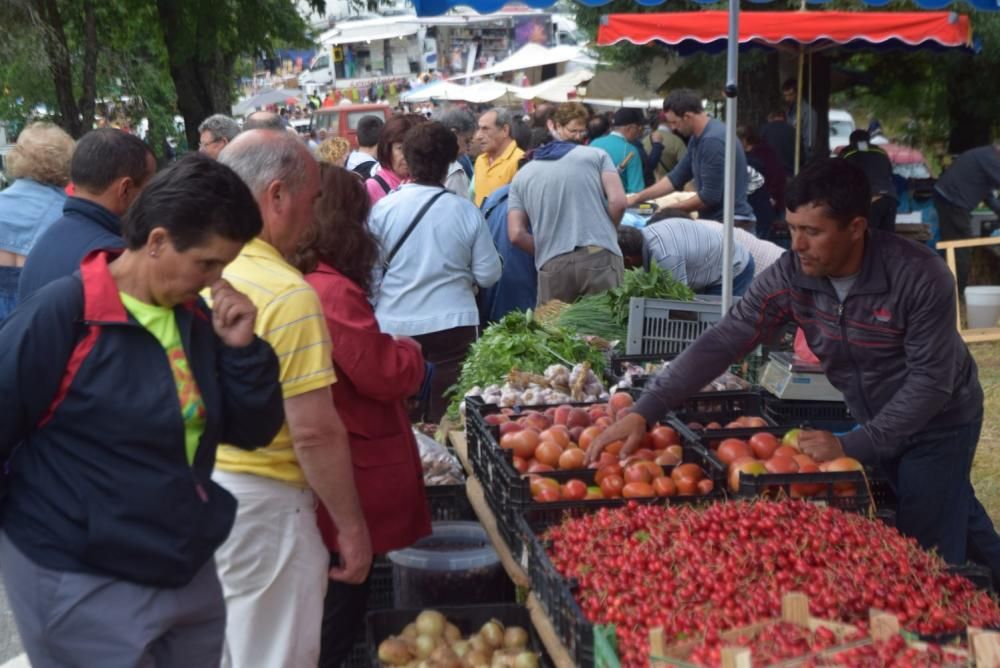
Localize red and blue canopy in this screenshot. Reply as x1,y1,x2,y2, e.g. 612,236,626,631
596,11,976,54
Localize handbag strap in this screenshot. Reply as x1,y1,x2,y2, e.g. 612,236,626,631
382,189,448,275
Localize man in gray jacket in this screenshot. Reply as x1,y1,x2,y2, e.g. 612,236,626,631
589,158,1000,587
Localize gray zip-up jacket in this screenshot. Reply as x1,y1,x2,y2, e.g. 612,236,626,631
633,230,983,464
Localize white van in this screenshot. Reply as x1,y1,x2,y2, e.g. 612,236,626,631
828,109,855,155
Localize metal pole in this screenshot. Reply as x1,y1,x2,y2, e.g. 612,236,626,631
794,45,804,174
721,0,739,313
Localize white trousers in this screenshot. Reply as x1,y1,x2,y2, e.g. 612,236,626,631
213,470,329,668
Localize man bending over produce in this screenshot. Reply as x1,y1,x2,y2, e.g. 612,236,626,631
588,158,1000,587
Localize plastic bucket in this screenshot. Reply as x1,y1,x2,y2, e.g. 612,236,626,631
387,521,513,608
965,286,1000,329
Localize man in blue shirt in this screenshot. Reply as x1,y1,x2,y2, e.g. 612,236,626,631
19,129,156,301
589,107,645,194
626,90,755,230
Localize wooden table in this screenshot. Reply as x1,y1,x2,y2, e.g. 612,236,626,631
448,431,577,668
937,237,1000,343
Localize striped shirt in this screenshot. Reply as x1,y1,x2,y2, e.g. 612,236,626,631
694,219,786,278
641,219,751,292
208,237,336,486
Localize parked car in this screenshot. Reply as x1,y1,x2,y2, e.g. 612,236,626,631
310,103,391,147
829,109,856,155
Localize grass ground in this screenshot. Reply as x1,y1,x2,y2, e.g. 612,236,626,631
971,342,1000,521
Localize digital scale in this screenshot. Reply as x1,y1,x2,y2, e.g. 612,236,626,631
759,351,845,402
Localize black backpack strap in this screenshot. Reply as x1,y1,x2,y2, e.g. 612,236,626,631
371,173,391,195
382,190,448,275
352,161,375,179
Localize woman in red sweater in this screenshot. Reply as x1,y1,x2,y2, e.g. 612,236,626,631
293,164,432,667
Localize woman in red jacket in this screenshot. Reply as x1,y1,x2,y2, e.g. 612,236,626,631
293,164,432,667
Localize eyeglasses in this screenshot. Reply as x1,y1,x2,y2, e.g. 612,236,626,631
199,137,224,149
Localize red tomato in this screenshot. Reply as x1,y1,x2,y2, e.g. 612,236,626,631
599,474,625,498
764,456,799,474
512,456,528,473
595,463,623,484
534,441,563,467
560,479,587,500
675,477,700,495
605,440,625,456
717,439,753,465
558,447,586,470
577,426,603,451
534,487,561,502
528,476,559,497
624,463,653,485
649,425,681,450
539,427,570,449
773,445,800,459
509,429,540,460
697,479,715,495
652,476,677,497
749,432,780,460
622,481,656,498
671,463,704,483
527,462,554,474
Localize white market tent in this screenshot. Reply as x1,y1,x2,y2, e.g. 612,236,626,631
401,79,525,104
318,17,421,46
452,43,587,80
516,68,593,102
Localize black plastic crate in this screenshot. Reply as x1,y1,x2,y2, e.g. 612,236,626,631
366,603,548,668
425,483,476,521
518,514,600,667
667,391,772,431
342,639,369,668
608,353,757,392
734,470,876,514
761,392,858,433
948,563,995,593
367,557,394,611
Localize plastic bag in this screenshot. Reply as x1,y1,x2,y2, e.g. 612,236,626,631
794,328,821,365
413,428,465,486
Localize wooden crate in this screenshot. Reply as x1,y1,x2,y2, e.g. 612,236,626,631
649,592,861,667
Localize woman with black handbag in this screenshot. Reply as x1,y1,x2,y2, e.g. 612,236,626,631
368,122,503,424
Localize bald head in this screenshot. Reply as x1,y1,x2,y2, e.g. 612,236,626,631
219,129,313,198
218,129,320,257
244,111,284,131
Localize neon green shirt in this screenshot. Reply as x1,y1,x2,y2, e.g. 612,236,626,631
120,292,206,465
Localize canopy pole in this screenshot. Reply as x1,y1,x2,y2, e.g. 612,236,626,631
794,45,804,174
721,0,739,313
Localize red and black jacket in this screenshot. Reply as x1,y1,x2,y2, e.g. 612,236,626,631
0,251,284,588
634,230,982,464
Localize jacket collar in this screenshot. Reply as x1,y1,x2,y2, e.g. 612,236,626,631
789,232,888,298
64,197,121,236
79,249,129,323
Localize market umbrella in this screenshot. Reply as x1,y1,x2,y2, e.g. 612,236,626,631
233,88,305,116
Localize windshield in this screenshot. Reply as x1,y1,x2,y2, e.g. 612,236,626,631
829,121,854,138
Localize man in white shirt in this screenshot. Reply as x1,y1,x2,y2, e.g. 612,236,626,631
345,115,383,178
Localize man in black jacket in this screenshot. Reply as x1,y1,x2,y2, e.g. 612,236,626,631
589,158,1000,585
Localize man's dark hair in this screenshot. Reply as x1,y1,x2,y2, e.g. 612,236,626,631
782,78,798,93
404,122,458,184
617,226,644,258
70,129,154,194
121,154,262,251
356,115,385,148
737,124,762,147
510,118,531,152
244,111,284,131
588,115,609,142
648,208,692,224
662,89,703,117
786,158,871,228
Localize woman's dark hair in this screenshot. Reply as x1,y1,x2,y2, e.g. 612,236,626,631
648,208,692,224
121,153,261,251
786,158,870,228
404,122,458,185
376,113,427,169
291,164,378,294
587,115,609,142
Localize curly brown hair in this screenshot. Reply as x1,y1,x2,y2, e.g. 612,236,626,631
292,164,379,295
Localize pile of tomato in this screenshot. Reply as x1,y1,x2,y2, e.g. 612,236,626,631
544,500,1000,667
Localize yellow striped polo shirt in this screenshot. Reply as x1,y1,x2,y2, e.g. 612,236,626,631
207,237,336,486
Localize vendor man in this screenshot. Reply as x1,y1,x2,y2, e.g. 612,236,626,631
589,158,1000,586
617,212,755,297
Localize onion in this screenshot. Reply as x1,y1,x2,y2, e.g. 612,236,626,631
429,644,461,668
464,649,490,667
513,651,539,668
377,637,412,666
415,610,446,638
414,634,436,659
401,622,418,640
468,634,490,655
480,620,504,648
502,626,529,650
451,640,469,657
444,622,461,643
